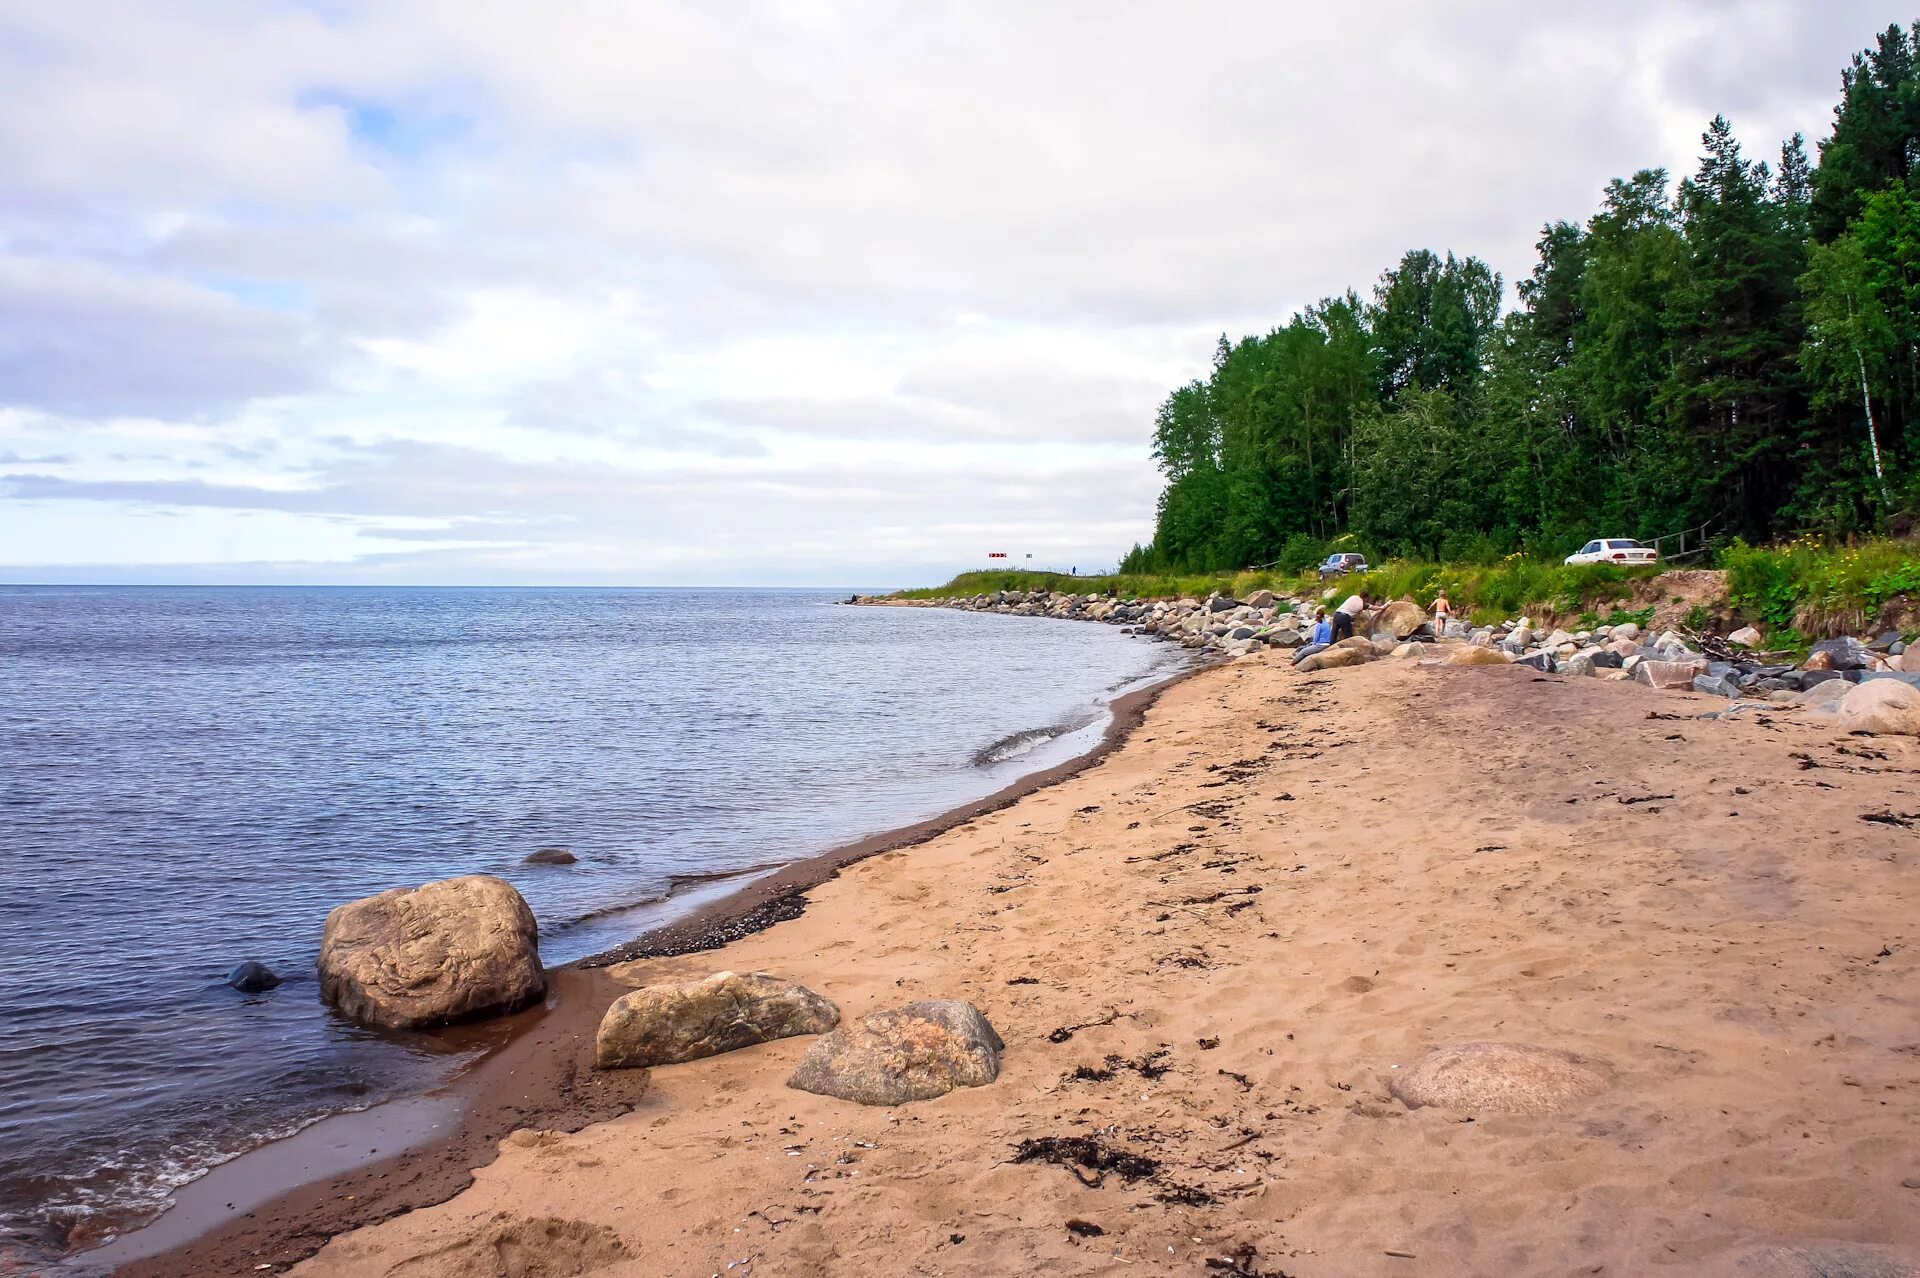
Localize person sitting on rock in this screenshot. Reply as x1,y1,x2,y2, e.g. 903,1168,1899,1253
1310,608,1333,645
1330,592,1366,642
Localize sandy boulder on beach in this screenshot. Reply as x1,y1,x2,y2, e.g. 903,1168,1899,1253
318,874,545,1030
1446,644,1512,666
787,999,1003,1105
594,971,839,1070
1371,599,1426,639
1389,1041,1613,1115
1837,679,1920,735
1296,646,1371,671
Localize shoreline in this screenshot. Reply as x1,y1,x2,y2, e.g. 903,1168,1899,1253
88,657,1206,1278
204,653,1920,1276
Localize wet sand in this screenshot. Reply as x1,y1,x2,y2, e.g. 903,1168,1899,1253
118,655,1920,1275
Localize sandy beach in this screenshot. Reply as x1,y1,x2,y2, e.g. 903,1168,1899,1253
129,654,1920,1276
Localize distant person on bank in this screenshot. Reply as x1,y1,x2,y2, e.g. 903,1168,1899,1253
1432,590,1452,635
1330,592,1367,642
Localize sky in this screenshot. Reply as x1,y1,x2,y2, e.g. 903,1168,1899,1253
0,1,1905,587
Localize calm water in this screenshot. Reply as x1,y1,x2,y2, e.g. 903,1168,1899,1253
0,586,1182,1253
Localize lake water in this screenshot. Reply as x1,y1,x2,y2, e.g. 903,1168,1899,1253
0,586,1184,1256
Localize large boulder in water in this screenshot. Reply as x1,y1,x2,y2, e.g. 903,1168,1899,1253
1837,679,1920,735
595,971,839,1070
788,999,1003,1105
1371,600,1426,639
318,874,546,1030
1389,1041,1612,1115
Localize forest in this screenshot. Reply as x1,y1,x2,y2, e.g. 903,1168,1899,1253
1123,21,1920,575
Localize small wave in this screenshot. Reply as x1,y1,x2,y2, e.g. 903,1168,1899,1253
538,861,790,936
972,725,1069,767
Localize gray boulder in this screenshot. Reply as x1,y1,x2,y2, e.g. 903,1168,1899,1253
1692,673,1742,699
227,961,281,993
595,971,839,1070
787,1000,1004,1106
1811,637,1871,671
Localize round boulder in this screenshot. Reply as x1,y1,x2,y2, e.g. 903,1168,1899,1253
1446,645,1513,667
787,999,1003,1106
1389,1041,1612,1115
227,961,282,993
1297,646,1371,672
524,847,578,866
595,971,839,1070
1372,599,1426,639
1838,679,1920,735
318,874,546,1030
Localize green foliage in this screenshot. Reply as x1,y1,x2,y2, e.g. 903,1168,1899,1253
1322,557,1650,620
1722,536,1920,633
1723,538,1805,631
1124,21,1920,574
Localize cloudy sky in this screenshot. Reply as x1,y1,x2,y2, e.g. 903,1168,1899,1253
0,2,1901,585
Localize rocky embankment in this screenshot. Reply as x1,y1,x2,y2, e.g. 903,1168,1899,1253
857,586,1920,727
853,587,1305,657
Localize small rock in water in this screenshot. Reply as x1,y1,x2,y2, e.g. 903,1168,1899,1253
227,961,282,993
524,847,578,866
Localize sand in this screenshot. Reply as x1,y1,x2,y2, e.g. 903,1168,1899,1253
201,657,1920,1273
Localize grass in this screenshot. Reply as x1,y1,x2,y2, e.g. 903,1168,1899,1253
899,536,1920,639
893,557,1658,624
1723,536,1920,638
893,568,1303,604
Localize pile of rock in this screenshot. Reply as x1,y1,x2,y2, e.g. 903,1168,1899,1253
856,588,1920,725
852,587,1314,658
1434,620,1920,702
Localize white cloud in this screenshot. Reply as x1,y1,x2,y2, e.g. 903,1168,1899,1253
0,0,1900,581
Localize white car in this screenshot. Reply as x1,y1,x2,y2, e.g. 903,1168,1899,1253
1564,538,1658,567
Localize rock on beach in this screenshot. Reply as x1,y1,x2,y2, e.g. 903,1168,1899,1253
787,999,1004,1106
1371,599,1426,639
318,874,546,1030
1836,678,1920,735
594,971,839,1070
1389,1041,1613,1115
